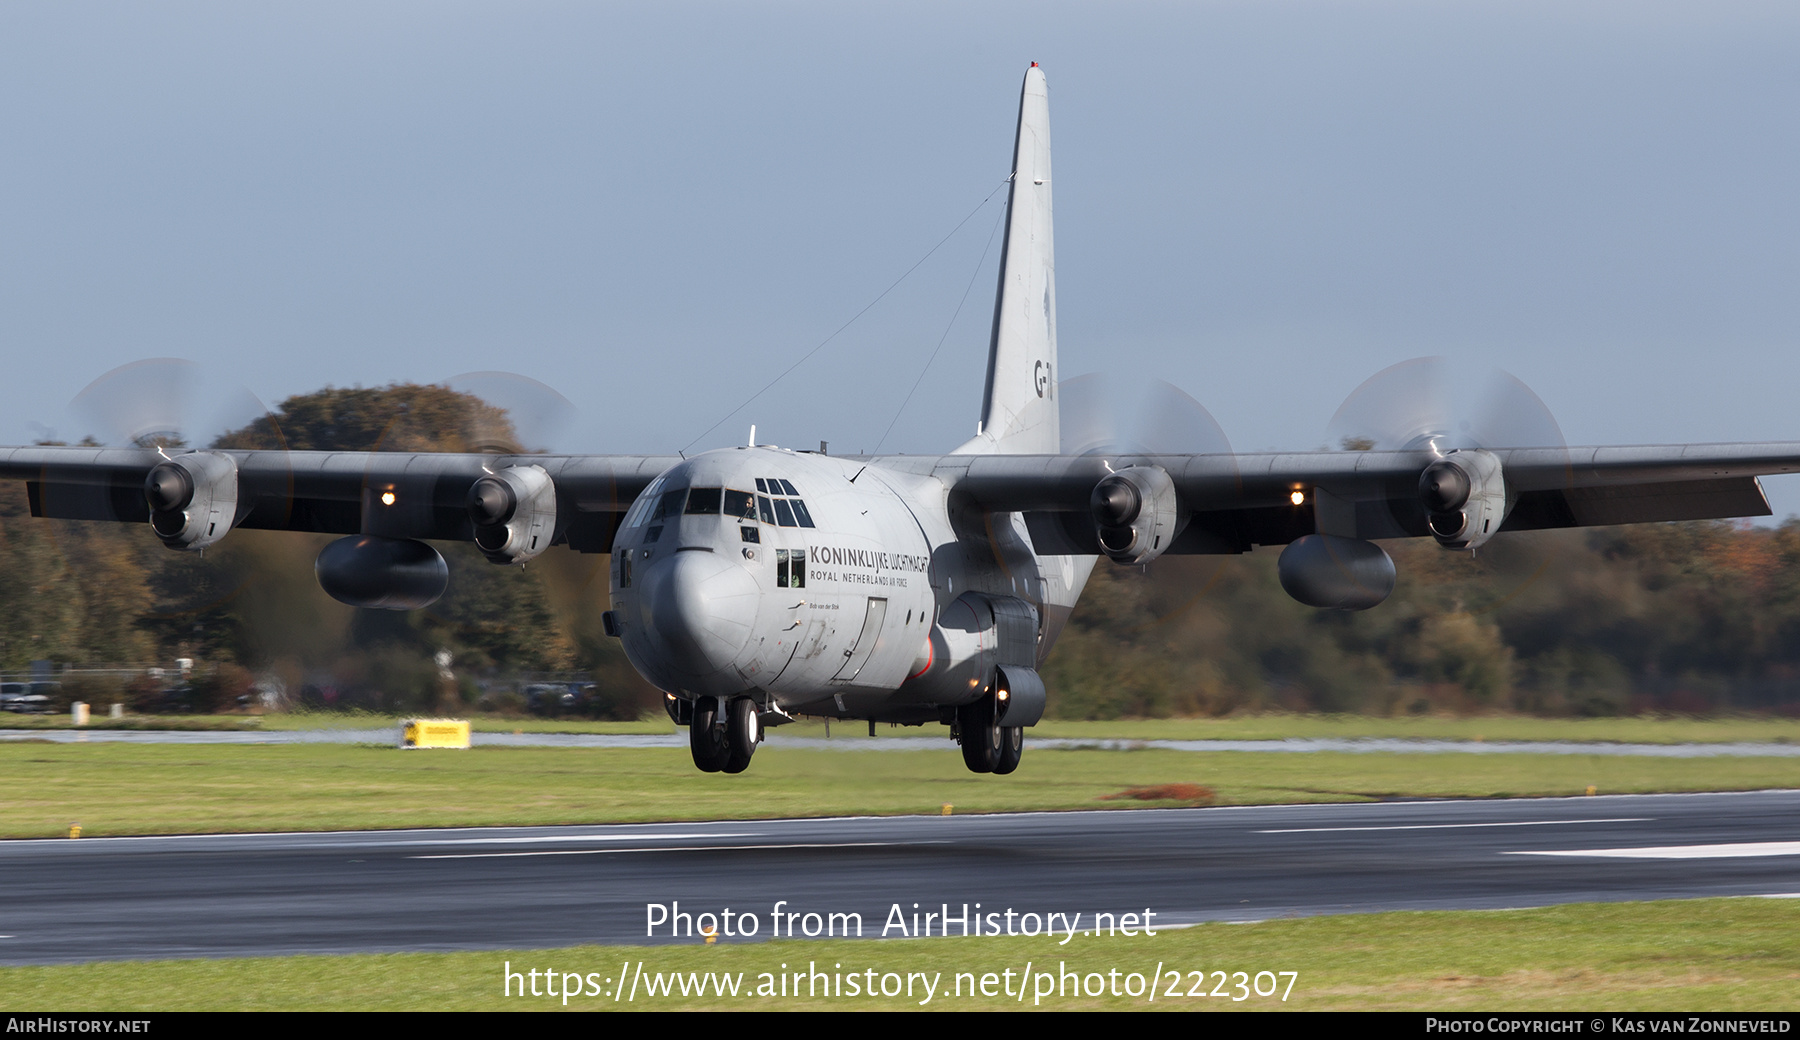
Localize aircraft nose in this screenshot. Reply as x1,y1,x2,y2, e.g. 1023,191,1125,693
639,549,759,677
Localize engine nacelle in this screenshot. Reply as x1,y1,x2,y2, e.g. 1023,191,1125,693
1278,534,1396,610
1419,449,1505,550
144,452,238,550
1090,465,1184,564
315,535,449,610
466,465,558,564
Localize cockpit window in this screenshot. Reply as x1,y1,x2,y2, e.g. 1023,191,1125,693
723,490,757,519
623,475,668,528
649,487,687,522
745,480,818,529
684,487,723,515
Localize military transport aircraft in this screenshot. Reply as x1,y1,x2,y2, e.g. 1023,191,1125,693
4,65,1799,775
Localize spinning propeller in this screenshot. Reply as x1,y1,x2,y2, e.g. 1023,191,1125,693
440,371,576,455
53,359,598,617
67,358,274,452
1317,356,1573,616
53,359,289,620
1325,355,1567,455
1058,374,1238,627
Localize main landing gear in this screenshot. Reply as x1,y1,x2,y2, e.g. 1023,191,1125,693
956,695,1022,775
690,695,761,773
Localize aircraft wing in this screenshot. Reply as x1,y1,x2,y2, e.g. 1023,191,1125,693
879,442,1800,555
5,439,1797,558
0,445,680,551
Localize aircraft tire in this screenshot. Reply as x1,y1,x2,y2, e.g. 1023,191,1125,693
689,700,729,772
993,725,1023,774
722,696,759,774
958,699,998,773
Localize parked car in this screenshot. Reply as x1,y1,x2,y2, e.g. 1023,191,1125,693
0,681,54,714
525,683,580,716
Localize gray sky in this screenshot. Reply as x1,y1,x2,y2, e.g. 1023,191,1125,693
5,2,1799,516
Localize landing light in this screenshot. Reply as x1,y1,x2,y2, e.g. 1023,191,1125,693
1290,490,1305,506
381,491,397,506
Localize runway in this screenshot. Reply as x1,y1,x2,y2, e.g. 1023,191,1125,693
1,790,1796,965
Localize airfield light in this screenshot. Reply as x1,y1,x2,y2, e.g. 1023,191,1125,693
1290,490,1305,506
381,491,397,506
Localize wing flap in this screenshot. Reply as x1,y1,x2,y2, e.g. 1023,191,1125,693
1505,477,1770,532
27,480,150,524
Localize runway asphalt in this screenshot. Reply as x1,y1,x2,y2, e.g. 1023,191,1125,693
0,790,1796,964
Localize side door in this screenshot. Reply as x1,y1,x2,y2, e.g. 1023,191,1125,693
831,596,889,683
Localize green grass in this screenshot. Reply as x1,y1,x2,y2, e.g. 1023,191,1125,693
1028,714,1800,745
2,898,1794,1010
7,710,1797,744
1,742,1796,839
7,708,1792,741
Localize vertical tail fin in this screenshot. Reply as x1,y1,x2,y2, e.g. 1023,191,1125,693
957,65,1058,456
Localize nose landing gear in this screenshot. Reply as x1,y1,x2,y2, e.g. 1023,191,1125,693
688,695,763,773
724,696,760,773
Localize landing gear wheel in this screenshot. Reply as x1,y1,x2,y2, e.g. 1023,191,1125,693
723,697,759,774
957,698,998,774
993,725,1023,775
689,699,729,772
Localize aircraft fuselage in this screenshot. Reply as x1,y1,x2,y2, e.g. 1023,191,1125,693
608,446,1087,728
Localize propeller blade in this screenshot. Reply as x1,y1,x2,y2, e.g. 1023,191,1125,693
1325,356,1566,455
1323,356,1572,617
442,371,576,454
1061,374,1233,457
59,359,291,621
1058,373,1236,629
69,358,196,449
1325,357,1451,452
68,358,273,451
1467,369,1567,452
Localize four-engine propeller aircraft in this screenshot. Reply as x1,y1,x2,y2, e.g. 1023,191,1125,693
6,65,1800,775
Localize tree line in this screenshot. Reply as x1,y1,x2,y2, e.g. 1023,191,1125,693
1047,520,1800,718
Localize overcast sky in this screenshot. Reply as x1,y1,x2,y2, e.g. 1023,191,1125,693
4,2,1799,515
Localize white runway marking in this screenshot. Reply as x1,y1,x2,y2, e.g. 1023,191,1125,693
411,840,944,860
1260,818,1649,833
416,833,755,845
1509,841,1800,860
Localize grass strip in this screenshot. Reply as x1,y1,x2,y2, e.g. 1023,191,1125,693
1028,714,1800,745
1,898,1794,1011
8,711,1797,744
0,742,1795,838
